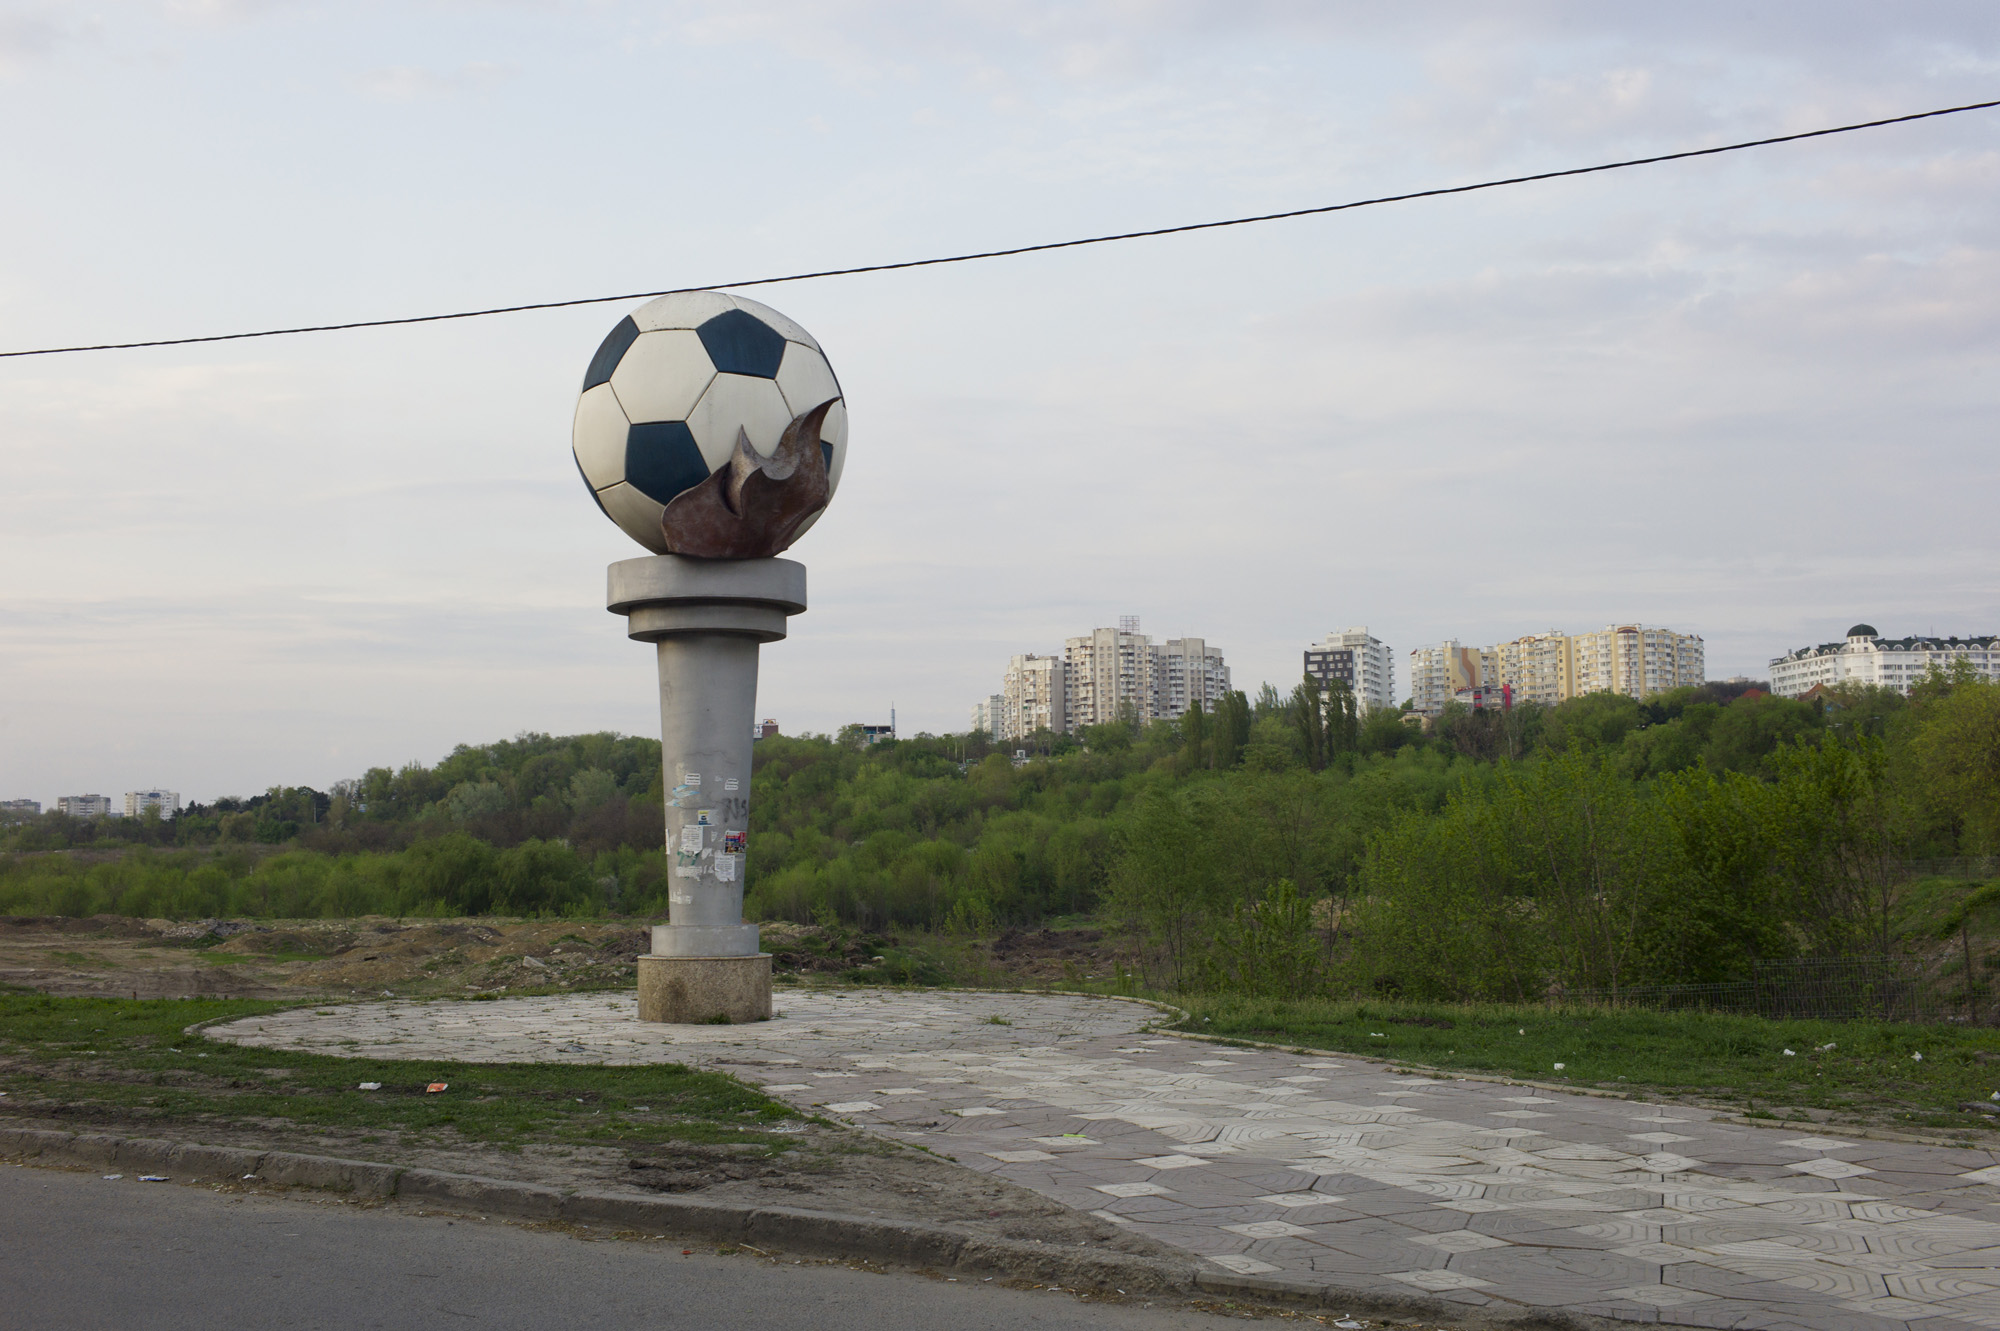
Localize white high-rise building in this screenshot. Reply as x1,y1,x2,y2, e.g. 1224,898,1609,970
1001,654,1067,740
1770,624,2000,698
974,618,1232,737
1304,628,1395,713
1064,620,1231,730
0,799,40,820
125,789,181,818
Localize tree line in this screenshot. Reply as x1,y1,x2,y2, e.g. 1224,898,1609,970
3,668,1995,1004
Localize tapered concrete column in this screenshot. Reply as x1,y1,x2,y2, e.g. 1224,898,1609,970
607,555,806,1022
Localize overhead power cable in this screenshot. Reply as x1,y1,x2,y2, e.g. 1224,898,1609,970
4,96,1996,361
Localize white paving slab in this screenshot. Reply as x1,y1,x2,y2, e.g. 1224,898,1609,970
211,990,2000,1330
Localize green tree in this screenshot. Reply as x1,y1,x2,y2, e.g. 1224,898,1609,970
1766,736,1909,956
1909,676,2000,852
1180,702,1209,772
1291,675,1328,772
1541,691,1646,754
1211,690,1252,769
1106,788,1232,991
1703,693,1824,778
1200,879,1322,998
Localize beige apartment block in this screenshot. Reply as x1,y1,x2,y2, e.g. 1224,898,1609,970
1001,654,1067,741
1158,637,1230,719
1494,631,1575,706
1064,624,1157,730
1486,625,1703,705
1408,640,1490,715
1569,625,1706,699
56,794,113,818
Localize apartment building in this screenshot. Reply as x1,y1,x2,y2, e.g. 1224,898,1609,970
57,794,113,818
125,789,181,818
1494,631,1577,707
1567,626,1706,700
1412,625,1703,712
1407,641,1496,716
1303,628,1394,713
1770,624,2000,698
0,799,39,820
1001,654,1066,740
972,617,1232,737
1157,637,1230,718
1064,622,1155,730
1487,627,1703,705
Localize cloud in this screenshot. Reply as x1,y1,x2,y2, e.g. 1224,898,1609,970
356,60,518,101
0,8,77,72
162,0,296,24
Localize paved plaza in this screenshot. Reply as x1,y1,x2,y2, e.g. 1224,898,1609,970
211,990,2000,1330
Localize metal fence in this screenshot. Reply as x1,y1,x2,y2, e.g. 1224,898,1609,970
1561,956,1959,1024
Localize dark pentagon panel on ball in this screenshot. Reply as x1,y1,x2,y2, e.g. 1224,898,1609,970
694,308,788,378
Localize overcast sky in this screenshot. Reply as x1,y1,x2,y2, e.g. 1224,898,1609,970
3,2,1998,803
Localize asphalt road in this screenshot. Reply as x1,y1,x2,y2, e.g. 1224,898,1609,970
0,1164,1263,1331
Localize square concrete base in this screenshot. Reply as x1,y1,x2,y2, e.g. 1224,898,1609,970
636,954,772,1024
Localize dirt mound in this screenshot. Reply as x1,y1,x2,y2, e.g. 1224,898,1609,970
0,917,651,1001
966,926,1123,983
0,915,157,938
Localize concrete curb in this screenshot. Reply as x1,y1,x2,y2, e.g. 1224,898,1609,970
0,1123,1647,1330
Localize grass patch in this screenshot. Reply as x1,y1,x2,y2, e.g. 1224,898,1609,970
0,992,799,1153
1182,995,2000,1131
44,951,108,968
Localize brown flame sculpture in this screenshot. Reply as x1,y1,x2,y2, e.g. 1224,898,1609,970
659,399,836,559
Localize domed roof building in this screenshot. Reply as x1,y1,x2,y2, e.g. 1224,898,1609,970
1770,622,1998,698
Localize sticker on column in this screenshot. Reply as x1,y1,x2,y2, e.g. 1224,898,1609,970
673,866,701,879
723,831,746,855
683,773,701,787
723,778,739,792
695,808,714,826
679,824,704,853
669,892,693,904
667,784,696,808
714,856,737,882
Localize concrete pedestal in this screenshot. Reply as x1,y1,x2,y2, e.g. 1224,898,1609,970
608,555,805,1024
636,954,772,1024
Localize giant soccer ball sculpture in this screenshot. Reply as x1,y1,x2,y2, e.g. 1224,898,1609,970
579,291,839,1024
573,291,847,558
